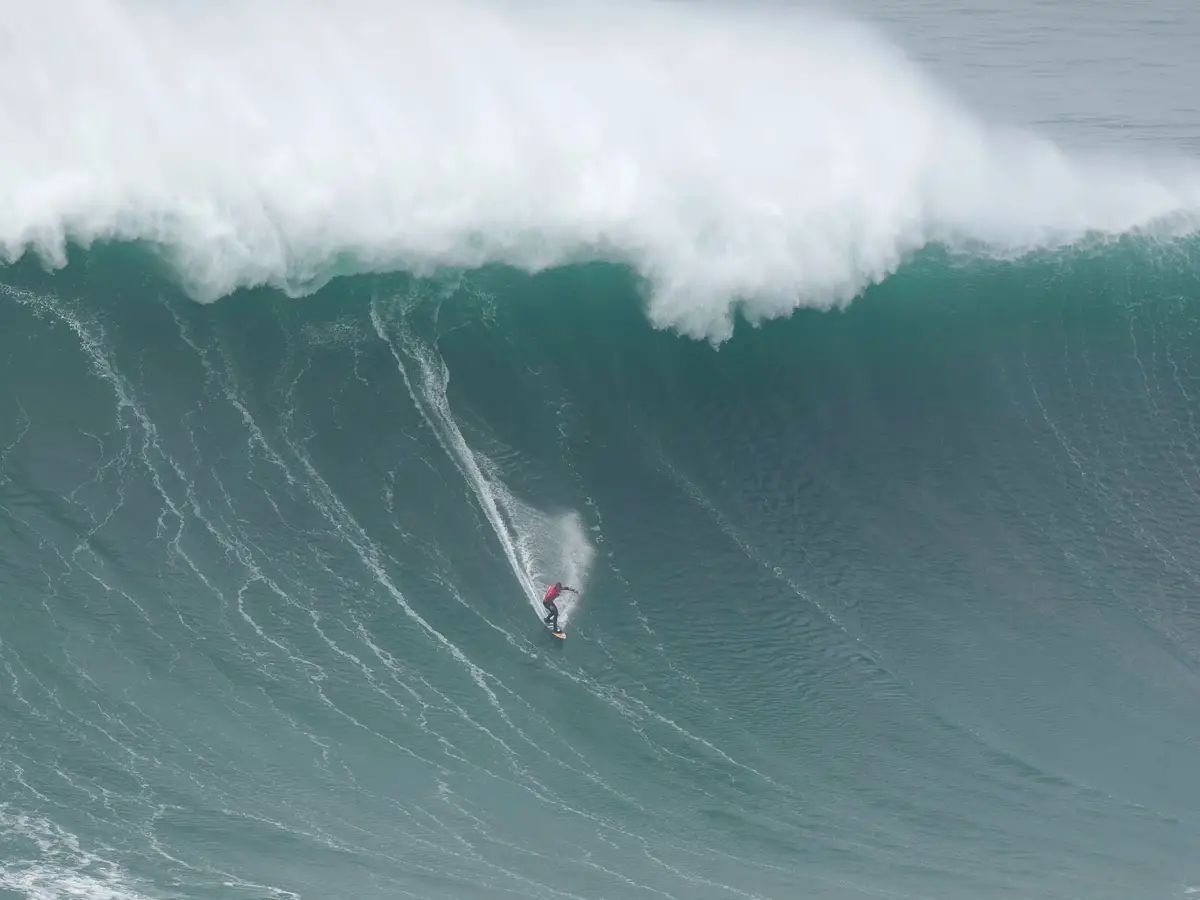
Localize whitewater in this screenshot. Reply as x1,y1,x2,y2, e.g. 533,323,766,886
3,0,1200,339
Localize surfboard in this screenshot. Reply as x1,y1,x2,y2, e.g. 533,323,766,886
551,630,566,639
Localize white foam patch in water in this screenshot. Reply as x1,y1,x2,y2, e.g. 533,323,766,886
0,810,148,900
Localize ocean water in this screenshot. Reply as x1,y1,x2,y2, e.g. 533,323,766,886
3,2,1200,899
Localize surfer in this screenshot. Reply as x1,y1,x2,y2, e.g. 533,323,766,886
542,582,576,633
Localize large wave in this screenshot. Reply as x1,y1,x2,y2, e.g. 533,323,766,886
5,0,1200,340
4,243,1200,898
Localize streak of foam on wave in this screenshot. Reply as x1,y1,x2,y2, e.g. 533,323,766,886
369,290,595,625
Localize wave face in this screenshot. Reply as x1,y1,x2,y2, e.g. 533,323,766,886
4,240,1200,900
5,2,1200,899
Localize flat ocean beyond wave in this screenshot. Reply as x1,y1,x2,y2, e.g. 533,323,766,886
4,1,1200,898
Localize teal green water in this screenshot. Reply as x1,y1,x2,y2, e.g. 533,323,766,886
4,243,1200,899
4,2,1200,899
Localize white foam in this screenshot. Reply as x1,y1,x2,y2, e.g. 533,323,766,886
0,809,148,900
3,0,1200,340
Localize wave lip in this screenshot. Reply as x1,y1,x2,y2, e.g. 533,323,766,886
4,0,1200,339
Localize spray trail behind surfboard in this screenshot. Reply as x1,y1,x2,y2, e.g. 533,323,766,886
369,290,594,625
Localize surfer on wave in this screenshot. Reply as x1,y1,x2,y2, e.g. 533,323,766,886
542,582,576,633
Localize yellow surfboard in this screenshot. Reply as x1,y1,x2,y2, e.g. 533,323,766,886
551,630,566,639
